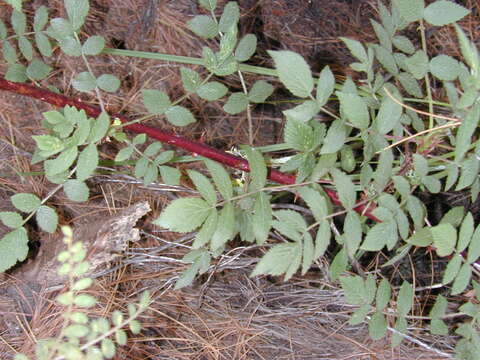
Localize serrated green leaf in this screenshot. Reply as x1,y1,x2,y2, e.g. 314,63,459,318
442,254,462,284
0,20,7,40
2,41,17,65
193,209,218,248
361,220,397,251
96,74,120,93
467,226,480,264
196,81,228,101
455,103,480,163
218,1,240,33
454,24,479,73
391,316,408,347
63,180,89,202
235,33,257,62
405,50,429,79
252,192,272,245
301,233,314,275
165,105,196,126
142,89,171,115
376,96,402,134
33,6,49,32
204,159,233,200
248,80,273,103
223,92,249,114
407,227,433,246
376,278,391,310
11,10,26,35
64,0,89,30
424,0,470,26
422,175,441,193
458,213,474,252
11,193,41,213
251,242,301,281
398,72,423,97
89,112,110,143
101,338,115,358
199,0,216,11
350,303,371,325
456,156,480,191
432,223,457,257
393,35,415,54
330,247,348,281
283,100,319,123
36,205,58,233
144,142,162,157
283,118,313,152
336,92,369,129
82,35,105,56
5,64,27,82
143,164,158,185
18,36,33,61
371,20,392,52
374,44,398,75
397,281,413,316
211,202,235,250
330,168,356,210
268,50,314,98
154,197,210,232
59,35,82,56
0,227,29,272
76,143,98,181
340,275,366,305
430,318,448,335
315,221,331,259
26,59,51,80
316,65,335,106
73,71,96,92
340,37,368,62
430,54,460,81
393,0,424,22
297,187,328,222
180,67,202,93
440,206,465,227
187,170,217,205
369,311,387,340
187,15,218,39
0,212,23,228
159,165,181,185
451,263,472,295
344,211,362,258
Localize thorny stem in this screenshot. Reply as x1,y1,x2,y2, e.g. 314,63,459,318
0,77,379,221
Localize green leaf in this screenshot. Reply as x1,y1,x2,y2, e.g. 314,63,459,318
283,118,313,152
297,187,328,222
467,226,480,264
2,41,17,65
187,15,218,39
0,20,7,39
153,198,210,232
392,0,424,22
76,143,98,181
397,72,423,98
268,50,314,98
63,180,89,202
96,74,120,93
458,213,474,252
243,146,267,191
369,311,387,340
442,254,462,284
199,0,216,11
11,10,26,35
440,206,465,227
376,96,402,134
64,0,89,30
407,227,433,246
5,0,22,12
59,35,82,56
165,105,196,126
211,202,235,250
45,145,78,175
5,64,27,82
361,221,397,251
330,248,348,281
18,36,33,61
451,263,472,295
159,166,181,185
193,210,218,248
0,212,23,228
424,0,470,26
252,192,272,245
204,159,233,200
376,278,391,310
251,242,301,281
405,50,429,79
301,233,314,275
371,20,392,52
89,112,110,143
315,221,331,259
180,67,202,93
374,44,398,75
454,24,479,72
456,156,480,190
0,228,29,272
393,35,415,54
82,35,105,55
73,71,96,92
187,170,217,205
455,103,480,162
429,294,448,319
391,317,408,347
316,65,335,107
196,81,228,101
340,275,366,305
336,92,369,129
218,1,240,33
26,59,51,81
36,205,58,233
349,304,370,325
33,5,49,32
344,211,362,258
12,193,41,213
432,223,457,257
397,281,413,316
340,37,368,62
142,89,171,115
320,120,346,154
47,17,74,39
101,338,115,358
235,34,257,62
248,80,273,103
283,100,319,123
223,92,249,114
430,55,460,81
330,168,356,210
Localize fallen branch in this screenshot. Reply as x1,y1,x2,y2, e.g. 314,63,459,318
0,77,378,221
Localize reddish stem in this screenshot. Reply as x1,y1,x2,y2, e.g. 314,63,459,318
0,77,378,221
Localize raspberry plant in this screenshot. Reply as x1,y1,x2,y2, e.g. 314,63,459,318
1,0,480,357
